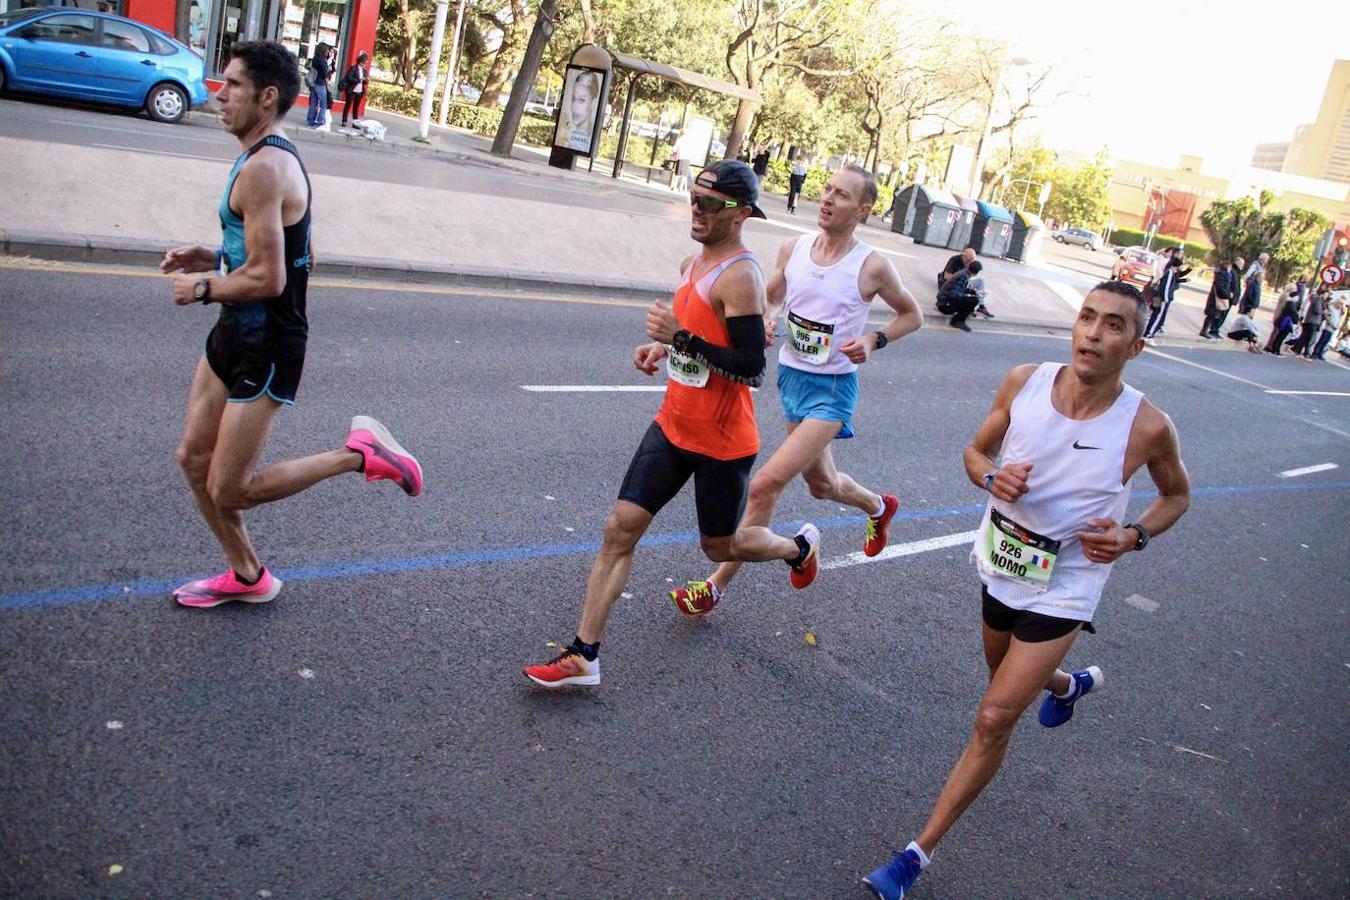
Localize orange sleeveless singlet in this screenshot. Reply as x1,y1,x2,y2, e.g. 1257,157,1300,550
654,250,760,461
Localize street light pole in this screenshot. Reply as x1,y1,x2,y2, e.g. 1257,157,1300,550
415,0,450,142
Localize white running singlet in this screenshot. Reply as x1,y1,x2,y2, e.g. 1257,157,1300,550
778,233,874,376
971,362,1144,622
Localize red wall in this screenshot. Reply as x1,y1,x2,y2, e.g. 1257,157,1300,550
123,0,177,38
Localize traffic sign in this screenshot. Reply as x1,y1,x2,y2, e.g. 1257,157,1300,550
1320,265,1344,286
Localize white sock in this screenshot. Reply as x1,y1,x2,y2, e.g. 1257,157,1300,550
906,841,931,869
871,497,887,517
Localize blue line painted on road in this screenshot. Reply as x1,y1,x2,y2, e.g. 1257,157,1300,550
2,480,1348,612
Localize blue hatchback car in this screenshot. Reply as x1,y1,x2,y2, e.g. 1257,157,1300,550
0,7,207,123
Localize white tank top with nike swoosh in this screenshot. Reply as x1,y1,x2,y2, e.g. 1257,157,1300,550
778,233,874,376
971,362,1144,621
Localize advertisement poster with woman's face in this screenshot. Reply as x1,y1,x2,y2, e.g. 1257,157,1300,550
554,68,602,155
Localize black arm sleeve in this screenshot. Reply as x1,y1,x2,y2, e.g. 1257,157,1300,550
684,314,767,386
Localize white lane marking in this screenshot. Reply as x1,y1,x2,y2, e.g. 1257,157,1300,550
91,142,232,163
522,385,664,392
50,119,224,144
1264,390,1350,397
1278,463,1339,478
1123,593,1160,613
822,530,978,571
1044,280,1086,312
1140,345,1272,390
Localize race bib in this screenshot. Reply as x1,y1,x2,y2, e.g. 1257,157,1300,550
977,508,1061,592
786,311,835,365
666,347,709,388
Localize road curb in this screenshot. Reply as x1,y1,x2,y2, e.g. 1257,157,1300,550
0,228,670,303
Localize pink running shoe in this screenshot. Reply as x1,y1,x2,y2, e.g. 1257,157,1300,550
346,415,423,497
174,567,282,608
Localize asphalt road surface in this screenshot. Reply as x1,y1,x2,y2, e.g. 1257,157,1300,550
2,262,1348,898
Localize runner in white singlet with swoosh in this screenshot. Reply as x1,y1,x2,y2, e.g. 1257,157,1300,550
863,280,1192,899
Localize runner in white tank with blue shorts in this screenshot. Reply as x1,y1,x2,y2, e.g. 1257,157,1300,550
668,165,924,614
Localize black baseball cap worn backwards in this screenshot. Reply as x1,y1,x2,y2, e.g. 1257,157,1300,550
696,159,767,219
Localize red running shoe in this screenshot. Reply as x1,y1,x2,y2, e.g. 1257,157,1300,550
346,416,423,497
789,523,821,589
524,647,600,688
864,493,900,557
670,580,719,617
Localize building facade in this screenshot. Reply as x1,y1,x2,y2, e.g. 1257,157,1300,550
1251,142,1289,172
1274,61,1350,185
1,0,378,87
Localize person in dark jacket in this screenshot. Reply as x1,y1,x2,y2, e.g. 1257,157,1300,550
1264,288,1302,355
1291,287,1324,356
305,43,332,128
751,146,770,184
938,260,983,332
340,51,370,128
1200,257,1241,338
1238,253,1268,313
1142,255,1182,343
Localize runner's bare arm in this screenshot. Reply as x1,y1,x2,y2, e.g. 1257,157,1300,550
839,253,924,363
170,158,287,305
964,364,1037,503
161,244,218,274
1080,402,1191,561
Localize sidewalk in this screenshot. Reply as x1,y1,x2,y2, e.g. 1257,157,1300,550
0,103,1221,343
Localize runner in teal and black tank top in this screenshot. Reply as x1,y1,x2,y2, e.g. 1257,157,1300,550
161,41,422,611
207,133,312,403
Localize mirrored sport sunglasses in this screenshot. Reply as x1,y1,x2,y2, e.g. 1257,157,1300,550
689,191,743,212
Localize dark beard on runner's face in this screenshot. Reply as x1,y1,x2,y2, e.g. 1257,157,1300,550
692,214,734,245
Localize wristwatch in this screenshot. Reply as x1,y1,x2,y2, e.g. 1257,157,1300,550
671,329,692,353
1123,521,1150,551
872,330,889,350
193,278,212,304
982,471,996,493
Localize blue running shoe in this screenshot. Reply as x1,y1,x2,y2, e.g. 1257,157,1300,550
1038,665,1104,728
863,845,924,899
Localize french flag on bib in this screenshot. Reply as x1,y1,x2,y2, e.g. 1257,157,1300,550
1030,553,1051,570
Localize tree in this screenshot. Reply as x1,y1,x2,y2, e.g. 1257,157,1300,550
476,0,531,107
722,0,849,159
493,0,557,154
1200,191,1328,286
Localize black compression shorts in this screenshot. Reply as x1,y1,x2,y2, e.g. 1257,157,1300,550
980,586,1095,643
618,421,754,538
205,325,305,405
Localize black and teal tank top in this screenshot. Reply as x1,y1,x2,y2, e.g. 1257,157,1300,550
217,135,311,355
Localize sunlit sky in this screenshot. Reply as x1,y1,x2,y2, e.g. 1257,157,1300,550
921,0,1350,173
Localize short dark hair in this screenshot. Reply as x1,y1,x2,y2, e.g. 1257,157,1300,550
967,260,983,274
228,41,301,117
840,163,878,208
1088,280,1149,339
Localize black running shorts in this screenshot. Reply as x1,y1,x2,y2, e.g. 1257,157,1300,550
980,586,1095,643
618,421,755,538
205,326,305,405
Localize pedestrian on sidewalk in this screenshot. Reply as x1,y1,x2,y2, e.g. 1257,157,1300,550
787,153,807,214
1225,310,1262,352
752,145,770,186
1200,257,1240,338
667,130,692,193
938,259,983,332
1311,293,1344,359
939,247,976,293
305,43,332,129
339,51,370,129
1142,254,1182,344
1291,287,1325,357
1239,253,1268,314
1264,288,1301,355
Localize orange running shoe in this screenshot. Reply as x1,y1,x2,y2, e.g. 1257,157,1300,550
863,493,900,557
524,647,600,689
788,523,821,589
670,580,720,617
